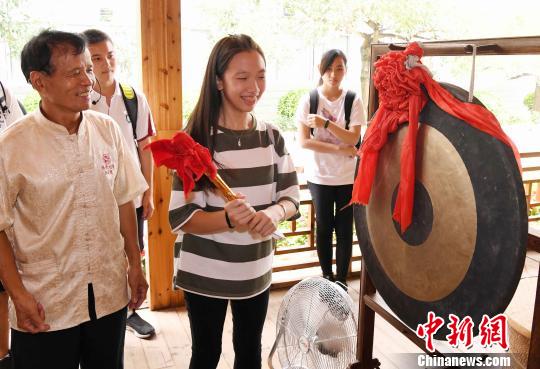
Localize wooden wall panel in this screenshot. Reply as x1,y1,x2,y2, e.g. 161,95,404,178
140,0,184,309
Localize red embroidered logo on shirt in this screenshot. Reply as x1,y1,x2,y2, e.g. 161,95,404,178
101,153,115,175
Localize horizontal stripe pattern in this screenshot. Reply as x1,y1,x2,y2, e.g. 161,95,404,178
277,172,298,192
177,248,273,281
214,125,288,158
206,183,274,208
218,165,275,188
178,223,273,246
168,188,205,232
180,234,273,263
169,119,299,299
204,203,275,213
169,203,202,232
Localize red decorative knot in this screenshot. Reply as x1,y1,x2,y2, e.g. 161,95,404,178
145,132,217,198
373,42,426,114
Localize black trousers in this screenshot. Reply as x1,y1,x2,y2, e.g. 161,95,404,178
11,284,127,369
184,289,270,369
307,181,354,281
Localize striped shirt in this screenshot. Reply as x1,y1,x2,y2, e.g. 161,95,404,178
168,119,300,299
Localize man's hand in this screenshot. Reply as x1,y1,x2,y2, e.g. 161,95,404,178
127,266,148,310
12,291,50,333
119,201,147,308
141,190,154,220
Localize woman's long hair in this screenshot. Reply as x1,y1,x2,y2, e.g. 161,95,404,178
318,49,347,86
185,34,265,155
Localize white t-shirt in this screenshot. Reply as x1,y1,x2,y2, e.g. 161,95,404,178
295,87,366,185
0,81,24,132
90,81,156,207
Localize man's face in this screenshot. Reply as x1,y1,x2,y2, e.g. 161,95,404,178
88,40,116,86
37,46,94,114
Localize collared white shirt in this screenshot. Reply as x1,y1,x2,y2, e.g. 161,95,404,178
0,109,148,331
90,81,156,208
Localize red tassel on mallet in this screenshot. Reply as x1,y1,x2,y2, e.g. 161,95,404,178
145,131,236,200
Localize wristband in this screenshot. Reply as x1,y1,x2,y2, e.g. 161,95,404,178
324,119,330,129
224,211,235,228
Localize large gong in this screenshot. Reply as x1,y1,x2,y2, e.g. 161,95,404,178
354,83,528,339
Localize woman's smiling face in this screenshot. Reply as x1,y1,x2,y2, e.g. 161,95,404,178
217,50,266,113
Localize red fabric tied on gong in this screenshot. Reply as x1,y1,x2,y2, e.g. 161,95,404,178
351,42,520,233
145,132,217,198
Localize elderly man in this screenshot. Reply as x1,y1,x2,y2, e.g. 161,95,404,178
0,80,24,369
0,30,148,369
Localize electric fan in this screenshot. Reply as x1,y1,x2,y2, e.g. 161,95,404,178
268,277,358,369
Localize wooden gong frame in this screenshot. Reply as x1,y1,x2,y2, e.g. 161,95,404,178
351,36,540,369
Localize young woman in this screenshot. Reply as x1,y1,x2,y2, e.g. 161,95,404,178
168,34,300,369
296,49,366,288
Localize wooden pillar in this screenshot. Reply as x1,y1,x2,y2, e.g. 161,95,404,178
528,262,540,369
140,0,184,309
353,259,377,369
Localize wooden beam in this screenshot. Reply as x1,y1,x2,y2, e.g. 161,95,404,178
368,36,540,119
371,36,540,58
140,0,184,309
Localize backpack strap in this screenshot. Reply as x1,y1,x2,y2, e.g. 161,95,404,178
0,81,26,119
309,89,319,115
308,89,318,136
18,100,27,115
344,90,361,148
344,90,356,130
119,83,138,142
0,80,9,115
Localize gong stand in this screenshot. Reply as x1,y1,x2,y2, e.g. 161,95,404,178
351,258,540,369
351,259,446,369
350,36,540,369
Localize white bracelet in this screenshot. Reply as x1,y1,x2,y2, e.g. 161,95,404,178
276,202,287,221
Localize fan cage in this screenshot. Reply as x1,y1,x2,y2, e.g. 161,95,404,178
273,277,358,369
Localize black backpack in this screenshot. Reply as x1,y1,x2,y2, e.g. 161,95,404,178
119,83,138,143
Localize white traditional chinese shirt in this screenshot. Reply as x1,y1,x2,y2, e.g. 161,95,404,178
0,108,147,331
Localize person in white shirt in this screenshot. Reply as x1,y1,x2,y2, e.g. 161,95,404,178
0,80,24,131
83,28,156,339
296,49,366,288
0,80,24,369
0,30,148,369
